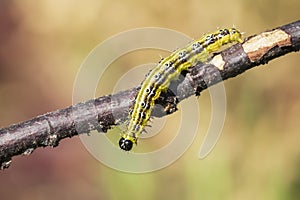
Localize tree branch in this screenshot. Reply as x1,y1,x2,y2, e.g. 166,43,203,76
0,20,299,170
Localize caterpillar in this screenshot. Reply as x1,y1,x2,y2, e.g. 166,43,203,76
119,28,243,151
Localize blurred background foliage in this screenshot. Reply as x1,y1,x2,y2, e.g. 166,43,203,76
0,0,300,199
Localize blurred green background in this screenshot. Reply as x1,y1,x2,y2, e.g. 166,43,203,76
0,0,300,199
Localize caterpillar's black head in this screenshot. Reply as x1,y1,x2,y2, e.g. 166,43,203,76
119,137,133,151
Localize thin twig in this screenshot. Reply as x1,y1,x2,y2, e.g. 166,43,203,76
0,20,299,170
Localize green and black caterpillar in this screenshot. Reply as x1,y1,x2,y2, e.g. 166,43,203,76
119,28,243,151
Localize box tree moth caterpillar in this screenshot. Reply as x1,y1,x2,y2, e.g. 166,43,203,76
119,28,243,151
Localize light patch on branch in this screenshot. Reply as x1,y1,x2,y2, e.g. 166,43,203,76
242,29,291,62
209,54,226,70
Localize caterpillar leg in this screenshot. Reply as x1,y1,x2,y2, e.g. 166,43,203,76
164,94,178,114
